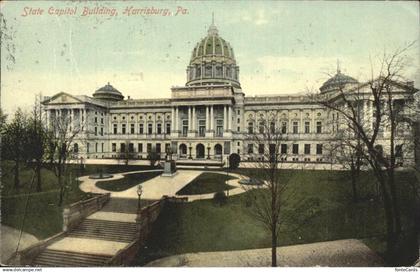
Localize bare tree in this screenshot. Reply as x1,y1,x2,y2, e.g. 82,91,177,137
243,113,318,267
46,109,81,206
26,94,48,192
311,44,418,262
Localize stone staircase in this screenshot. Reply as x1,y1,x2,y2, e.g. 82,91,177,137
32,249,111,267
68,219,137,243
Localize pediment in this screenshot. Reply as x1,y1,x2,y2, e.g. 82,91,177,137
45,92,83,105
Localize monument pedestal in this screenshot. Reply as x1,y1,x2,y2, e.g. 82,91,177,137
161,160,177,177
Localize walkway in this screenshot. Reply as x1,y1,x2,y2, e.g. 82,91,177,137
146,239,384,267
79,170,202,200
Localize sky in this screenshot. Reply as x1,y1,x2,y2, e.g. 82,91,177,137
1,1,419,115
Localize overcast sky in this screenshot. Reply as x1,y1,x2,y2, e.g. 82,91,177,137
1,1,419,115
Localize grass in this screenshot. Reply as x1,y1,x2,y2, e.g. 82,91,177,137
0,160,156,239
176,172,236,195
95,171,162,191
134,169,419,266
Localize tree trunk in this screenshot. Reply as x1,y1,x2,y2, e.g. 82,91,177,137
14,159,20,189
387,168,402,235
350,162,358,202
36,161,42,192
271,229,277,267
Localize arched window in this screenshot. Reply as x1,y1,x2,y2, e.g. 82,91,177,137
73,143,79,153
196,66,201,77
216,66,222,77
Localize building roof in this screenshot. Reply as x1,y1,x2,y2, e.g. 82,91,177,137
92,82,124,101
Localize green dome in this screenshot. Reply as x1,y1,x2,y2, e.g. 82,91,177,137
320,70,358,93
190,30,235,61
186,21,240,88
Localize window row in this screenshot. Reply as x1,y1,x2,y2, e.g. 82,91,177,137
247,121,323,134
247,143,323,155
112,123,171,135
111,142,171,154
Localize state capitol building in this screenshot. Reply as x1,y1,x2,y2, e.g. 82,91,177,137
42,22,418,166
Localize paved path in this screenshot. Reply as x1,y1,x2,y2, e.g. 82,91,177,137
1,225,39,264
79,169,203,200
146,239,384,267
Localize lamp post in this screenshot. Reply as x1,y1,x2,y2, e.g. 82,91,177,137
137,185,143,213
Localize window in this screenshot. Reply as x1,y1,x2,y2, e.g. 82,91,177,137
182,119,188,136
101,118,104,124
129,143,134,153
293,121,299,134
165,143,171,153
199,120,205,137
292,144,299,154
166,123,171,134
100,127,103,136
157,123,162,134
316,144,323,155
205,65,212,77
94,117,97,123
138,143,143,153
94,127,97,136
248,122,254,134
281,122,287,134
258,144,264,154
120,143,126,153
87,143,90,153
215,66,222,77
112,143,116,152
148,123,153,134
101,143,104,153
122,124,126,134
216,119,223,137
281,144,287,154
147,143,152,153
305,121,310,134
74,143,79,153
237,118,240,124
113,124,117,134
156,143,161,154
130,124,135,134
259,121,265,134
395,144,403,158
304,144,311,154
139,124,144,134
316,121,322,133
270,122,275,134
247,144,253,154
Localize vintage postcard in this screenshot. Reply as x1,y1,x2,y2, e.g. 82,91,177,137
0,0,419,270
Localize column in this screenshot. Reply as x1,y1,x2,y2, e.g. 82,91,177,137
84,109,88,132
171,107,175,131
228,106,232,131
210,106,214,130
223,106,227,131
175,107,179,131
46,109,50,129
70,109,74,131
188,106,192,130
192,106,196,131
206,106,210,131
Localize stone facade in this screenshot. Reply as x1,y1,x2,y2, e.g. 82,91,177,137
41,23,419,165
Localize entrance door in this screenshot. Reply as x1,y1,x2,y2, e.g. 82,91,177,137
214,144,222,159
196,144,205,159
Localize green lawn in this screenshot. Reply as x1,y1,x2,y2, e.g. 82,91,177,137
0,161,156,239
95,171,162,191
134,169,419,266
176,172,236,195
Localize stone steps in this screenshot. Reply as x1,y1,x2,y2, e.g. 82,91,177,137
33,249,111,267
68,219,137,243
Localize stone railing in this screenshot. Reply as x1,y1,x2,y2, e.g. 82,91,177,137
63,193,110,232
107,196,188,266
7,232,67,266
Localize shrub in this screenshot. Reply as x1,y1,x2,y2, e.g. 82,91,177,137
229,153,240,170
213,191,227,206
